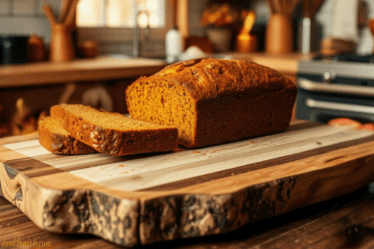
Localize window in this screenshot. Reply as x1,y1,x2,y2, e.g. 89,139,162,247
77,0,165,28
76,0,172,56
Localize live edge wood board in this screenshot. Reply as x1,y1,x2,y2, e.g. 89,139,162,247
1,120,374,247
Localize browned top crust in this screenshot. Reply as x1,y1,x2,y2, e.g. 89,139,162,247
143,58,296,101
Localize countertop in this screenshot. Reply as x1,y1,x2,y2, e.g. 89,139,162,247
0,53,313,88
0,56,167,88
228,52,315,75
0,187,373,248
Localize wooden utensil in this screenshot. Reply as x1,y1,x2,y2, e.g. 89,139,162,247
267,0,275,13
303,0,325,19
268,0,300,15
64,0,79,26
43,0,79,62
42,4,57,26
60,0,72,23
313,0,325,17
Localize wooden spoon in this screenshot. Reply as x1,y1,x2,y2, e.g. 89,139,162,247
42,4,57,26
287,0,301,16
273,0,282,14
313,0,325,18
64,0,79,26
60,0,73,23
267,0,276,13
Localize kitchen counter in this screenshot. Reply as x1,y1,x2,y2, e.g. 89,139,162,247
0,56,167,88
228,52,314,74
227,52,315,83
0,53,313,88
0,53,308,121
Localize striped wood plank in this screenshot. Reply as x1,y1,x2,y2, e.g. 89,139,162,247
1,120,374,246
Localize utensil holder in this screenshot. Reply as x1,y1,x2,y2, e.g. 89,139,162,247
50,23,75,62
265,14,293,54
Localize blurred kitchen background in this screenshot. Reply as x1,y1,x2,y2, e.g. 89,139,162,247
1,0,373,54
1,0,374,137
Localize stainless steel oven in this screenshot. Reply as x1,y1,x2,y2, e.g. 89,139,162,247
296,54,374,124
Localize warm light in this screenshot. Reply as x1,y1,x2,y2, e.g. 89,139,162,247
76,0,165,28
146,0,158,11
106,0,121,27
138,11,149,28
149,14,159,28
76,0,104,27
242,11,256,34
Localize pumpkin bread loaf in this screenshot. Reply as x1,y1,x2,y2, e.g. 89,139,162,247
38,116,95,154
50,104,178,156
126,58,297,148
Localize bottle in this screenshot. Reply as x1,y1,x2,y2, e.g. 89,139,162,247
165,26,182,63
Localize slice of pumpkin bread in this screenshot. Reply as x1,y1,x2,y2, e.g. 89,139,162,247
50,104,178,156
38,116,95,154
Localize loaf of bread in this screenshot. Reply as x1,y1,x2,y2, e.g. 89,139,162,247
38,116,96,154
50,104,178,156
126,58,297,148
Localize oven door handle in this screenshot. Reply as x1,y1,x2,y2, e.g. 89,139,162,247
298,78,374,97
306,99,374,115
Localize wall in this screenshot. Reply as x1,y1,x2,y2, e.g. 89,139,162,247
188,0,209,37
0,0,60,43
314,0,373,54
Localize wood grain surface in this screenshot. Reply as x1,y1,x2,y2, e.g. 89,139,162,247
1,187,374,248
1,120,374,247
0,57,166,88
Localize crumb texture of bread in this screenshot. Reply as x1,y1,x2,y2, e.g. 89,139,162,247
38,116,96,154
51,104,178,156
126,58,297,148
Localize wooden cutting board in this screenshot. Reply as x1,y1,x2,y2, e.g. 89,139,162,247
1,120,374,247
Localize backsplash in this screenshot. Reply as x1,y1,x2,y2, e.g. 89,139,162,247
0,0,61,43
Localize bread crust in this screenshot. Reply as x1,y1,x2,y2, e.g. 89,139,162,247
151,58,295,101
126,58,297,148
51,104,178,156
38,117,96,154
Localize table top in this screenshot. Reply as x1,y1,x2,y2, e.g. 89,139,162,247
1,186,373,248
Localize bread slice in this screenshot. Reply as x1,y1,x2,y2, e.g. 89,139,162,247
38,116,96,154
50,104,178,156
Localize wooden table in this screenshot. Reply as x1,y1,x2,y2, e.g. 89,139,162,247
1,187,374,248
